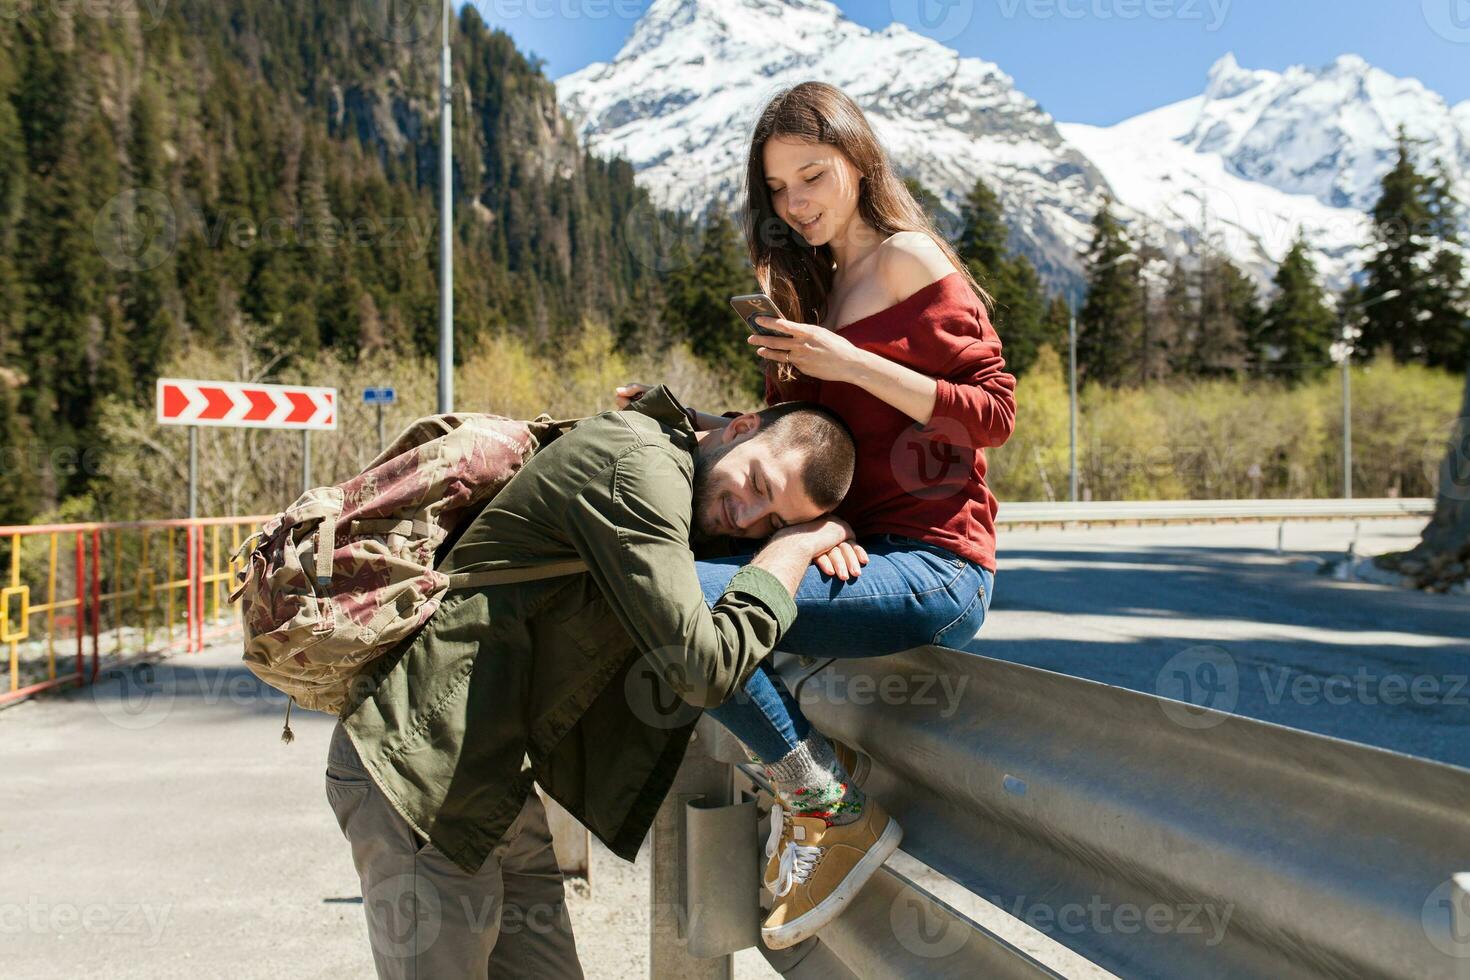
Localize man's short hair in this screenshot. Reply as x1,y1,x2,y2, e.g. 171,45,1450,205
751,402,856,511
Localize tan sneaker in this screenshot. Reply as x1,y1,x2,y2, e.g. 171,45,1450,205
760,797,903,950
760,738,870,891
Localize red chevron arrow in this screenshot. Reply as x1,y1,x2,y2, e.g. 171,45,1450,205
198,386,235,421
284,390,316,424
242,388,276,421
161,384,191,420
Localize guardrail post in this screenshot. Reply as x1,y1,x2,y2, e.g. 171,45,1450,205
186,524,197,653
73,532,84,687
195,524,205,651
89,529,100,680
651,724,736,980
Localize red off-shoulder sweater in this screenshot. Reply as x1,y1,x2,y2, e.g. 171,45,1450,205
766,271,1017,572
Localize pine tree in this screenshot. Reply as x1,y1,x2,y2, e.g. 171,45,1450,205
1256,234,1336,383
1360,129,1433,361
123,76,180,398
1196,253,1256,376
1077,198,1142,386
1044,293,1071,353
663,209,759,392
956,176,1007,276
1159,258,1196,377
0,65,32,521
1135,241,1171,384
954,176,1055,376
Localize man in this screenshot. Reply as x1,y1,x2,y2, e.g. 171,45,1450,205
326,385,860,978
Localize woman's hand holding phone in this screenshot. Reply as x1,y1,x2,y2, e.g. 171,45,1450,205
745,316,866,385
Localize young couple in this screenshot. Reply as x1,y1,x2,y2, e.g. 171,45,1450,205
325,80,1014,978
614,80,1016,948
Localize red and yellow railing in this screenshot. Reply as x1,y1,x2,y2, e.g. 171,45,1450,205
0,516,271,707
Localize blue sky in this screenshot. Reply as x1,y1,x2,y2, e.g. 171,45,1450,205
469,0,1470,126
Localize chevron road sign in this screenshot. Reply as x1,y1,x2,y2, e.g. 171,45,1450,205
155,378,337,431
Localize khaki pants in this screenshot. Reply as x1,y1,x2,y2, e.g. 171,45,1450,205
325,722,584,980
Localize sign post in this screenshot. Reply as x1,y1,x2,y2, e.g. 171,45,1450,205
362,386,397,456
156,378,338,509
187,426,198,519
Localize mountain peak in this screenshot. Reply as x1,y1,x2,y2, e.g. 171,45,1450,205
557,0,1102,291
1203,52,1268,100
1328,52,1370,73
616,0,844,60
1182,50,1470,212
1207,52,1241,78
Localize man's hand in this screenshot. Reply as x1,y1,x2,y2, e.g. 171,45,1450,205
614,383,652,409
781,517,868,580
773,516,855,559
750,517,859,596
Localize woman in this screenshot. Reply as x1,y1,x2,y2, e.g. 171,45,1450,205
616,81,1016,949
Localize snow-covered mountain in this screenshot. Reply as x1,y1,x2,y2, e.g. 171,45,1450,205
1063,53,1470,288
555,0,1470,292
557,0,1107,289
1175,53,1469,212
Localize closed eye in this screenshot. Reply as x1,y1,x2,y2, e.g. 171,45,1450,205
755,468,785,532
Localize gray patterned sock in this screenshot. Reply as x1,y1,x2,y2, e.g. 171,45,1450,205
762,732,865,826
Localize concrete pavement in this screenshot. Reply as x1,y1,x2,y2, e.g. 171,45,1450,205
0,646,778,979
3,516,1465,978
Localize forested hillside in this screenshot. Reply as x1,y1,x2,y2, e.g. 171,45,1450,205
0,1,666,522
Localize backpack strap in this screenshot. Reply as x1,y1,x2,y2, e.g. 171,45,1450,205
445,559,589,590
525,414,588,447
349,518,436,538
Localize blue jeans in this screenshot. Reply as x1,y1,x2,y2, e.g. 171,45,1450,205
696,534,994,762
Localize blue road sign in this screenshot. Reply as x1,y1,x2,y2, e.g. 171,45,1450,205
362,386,397,405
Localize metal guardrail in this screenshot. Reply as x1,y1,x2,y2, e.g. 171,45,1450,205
996,498,1434,528
654,646,1470,979
0,516,269,707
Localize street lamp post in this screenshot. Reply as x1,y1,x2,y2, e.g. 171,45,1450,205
1068,294,1078,502
1341,347,1351,499
1339,288,1401,499
438,0,454,414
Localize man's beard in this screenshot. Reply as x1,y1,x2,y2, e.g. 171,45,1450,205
691,439,737,541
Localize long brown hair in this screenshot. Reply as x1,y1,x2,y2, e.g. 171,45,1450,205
742,81,991,340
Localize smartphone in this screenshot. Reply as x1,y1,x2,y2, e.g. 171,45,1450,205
730,294,792,338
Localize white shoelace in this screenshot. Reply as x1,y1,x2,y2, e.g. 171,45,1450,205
765,805,821,897
772,836,822,897
765,804,786,860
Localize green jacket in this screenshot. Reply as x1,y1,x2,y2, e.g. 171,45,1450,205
341,386,797,873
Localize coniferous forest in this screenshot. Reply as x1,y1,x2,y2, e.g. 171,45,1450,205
1,3,1466,530
0,1,674,523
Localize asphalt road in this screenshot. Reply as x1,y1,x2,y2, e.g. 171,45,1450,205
978,517,1470,769
3,516,1463,979
0,644,781,980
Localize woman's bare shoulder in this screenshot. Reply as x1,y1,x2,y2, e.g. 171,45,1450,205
877,231,954,299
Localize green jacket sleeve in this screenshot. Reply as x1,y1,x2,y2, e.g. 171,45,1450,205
562,445,798,709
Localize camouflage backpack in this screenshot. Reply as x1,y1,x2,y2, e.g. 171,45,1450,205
229,411,588,737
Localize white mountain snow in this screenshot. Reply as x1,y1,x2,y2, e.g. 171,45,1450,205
1064,52,1470,288
1174,53,1470,212
557,0,1108,288
555,0,1469,292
